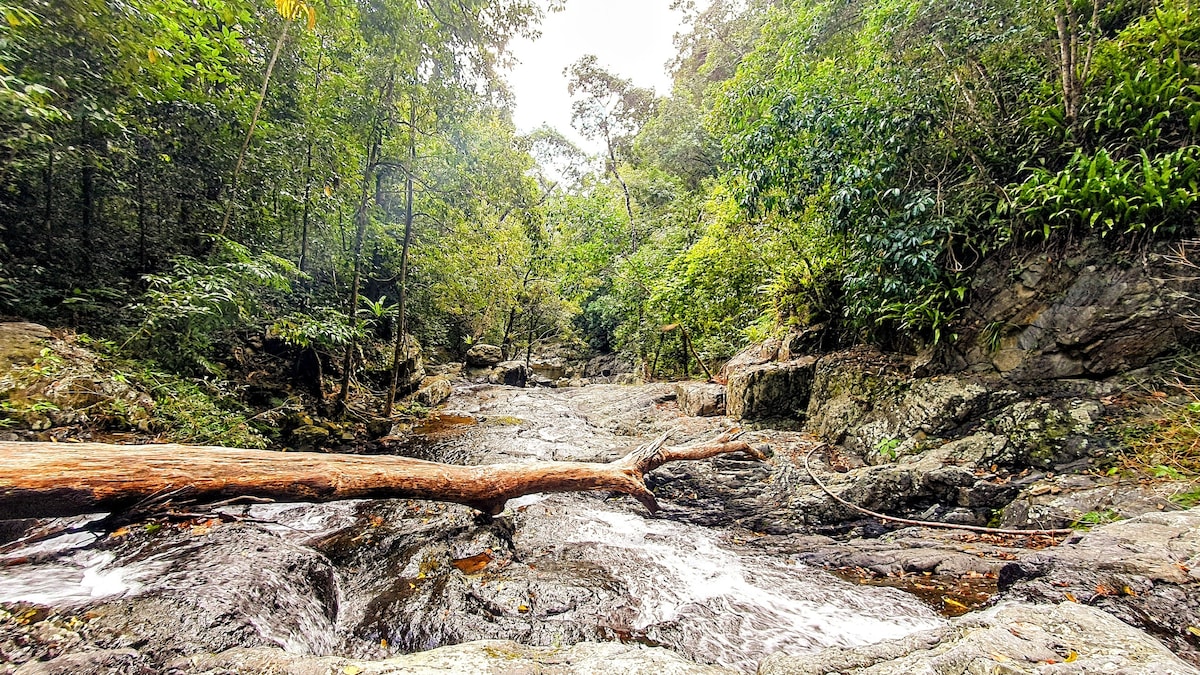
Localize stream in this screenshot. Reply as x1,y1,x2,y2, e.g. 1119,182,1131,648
0,383,944,673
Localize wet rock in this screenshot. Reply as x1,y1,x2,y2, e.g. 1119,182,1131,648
0,322,51,374
78,525,342,662
171,640,738,675
727,357,816,421
529,374,555,387
674,382,726,417
999,508,1200,663
464,343,503,367
488,361,530,387
415,378,452,406
766,527,1017,579
759,601,1197,674
999,475,1189,530
12,648,145,675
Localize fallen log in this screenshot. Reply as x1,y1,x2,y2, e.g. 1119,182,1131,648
0,430,767,520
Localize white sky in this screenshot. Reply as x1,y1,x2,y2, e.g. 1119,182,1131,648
505,0,689,154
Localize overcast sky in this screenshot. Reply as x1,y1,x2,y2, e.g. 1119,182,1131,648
505,0,690,154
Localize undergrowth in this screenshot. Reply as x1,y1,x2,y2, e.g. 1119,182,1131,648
1115,377,1200,479
1,333,268,449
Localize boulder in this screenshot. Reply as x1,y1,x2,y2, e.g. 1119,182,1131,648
584,352,633,379
464,343,503,367
726,357,816,421
759,601,1196,674
529,357,568,381
718,338,782,380
0,322,51,374
425,362,463,378
415,378,453,406
488,361,529,388
290,424,330,449
674,382,726,417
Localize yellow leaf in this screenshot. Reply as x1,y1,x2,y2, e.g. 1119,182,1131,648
324,184,333,197
147,48,157,64
342,666,361,675
306,5,316,30
943,597,968,611
1188,626,1200,637
517,604,530,613
1065,651,1078,662
1064,592,1078,603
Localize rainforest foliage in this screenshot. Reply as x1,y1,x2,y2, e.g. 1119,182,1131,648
1,0,1197,387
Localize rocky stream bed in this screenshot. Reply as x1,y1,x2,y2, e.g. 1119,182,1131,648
1,382,1199,674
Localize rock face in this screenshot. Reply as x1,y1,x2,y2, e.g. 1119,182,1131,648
1000,508,1200,664
955,240,1200,381
726,357,816,421
759,601,1197,675
674,382,726,417
464,343,503,367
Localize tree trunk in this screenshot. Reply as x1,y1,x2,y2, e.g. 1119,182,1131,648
384,97,418,417
338,68,396,408
299,140,313,272
42,148,53,240
0,431,765,520
605,132,636,251
219,19,292,238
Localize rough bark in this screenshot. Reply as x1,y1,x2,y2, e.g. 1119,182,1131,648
0,431,766,520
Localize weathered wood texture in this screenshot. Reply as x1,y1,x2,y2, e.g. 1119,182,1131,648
0,431,766,519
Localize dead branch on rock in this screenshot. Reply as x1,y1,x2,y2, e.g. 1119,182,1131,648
0,430,768,520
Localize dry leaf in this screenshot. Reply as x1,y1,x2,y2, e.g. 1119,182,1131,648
1065,592,1078,603
342,666,361,675
1065,651,1078,662
1187,626,1200,637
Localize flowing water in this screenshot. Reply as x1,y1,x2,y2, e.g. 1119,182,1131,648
0,383,944,672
